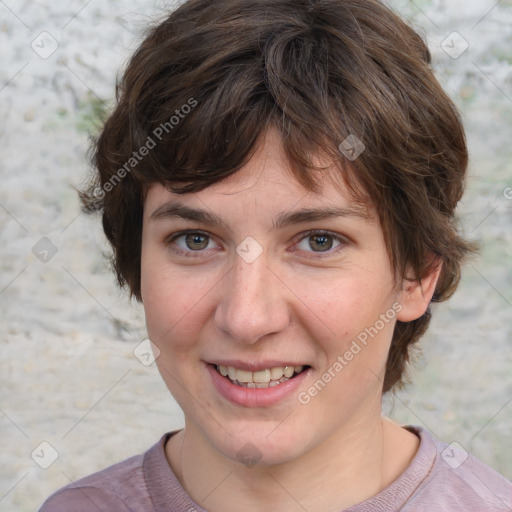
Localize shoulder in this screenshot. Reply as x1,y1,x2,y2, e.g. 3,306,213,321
38,441,156,512
38,485,132,511
405,427,512,512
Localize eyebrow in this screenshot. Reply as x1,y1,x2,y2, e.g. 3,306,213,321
149,201,370,231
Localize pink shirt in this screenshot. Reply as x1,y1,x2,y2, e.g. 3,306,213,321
39,426,512,511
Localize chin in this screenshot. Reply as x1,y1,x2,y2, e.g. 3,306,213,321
204,421,313,468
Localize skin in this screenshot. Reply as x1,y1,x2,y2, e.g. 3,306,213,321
140,128,440,511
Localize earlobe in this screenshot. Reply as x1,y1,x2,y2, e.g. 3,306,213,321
396,259,442,322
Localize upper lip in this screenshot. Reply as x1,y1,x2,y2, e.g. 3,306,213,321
206,360,311,372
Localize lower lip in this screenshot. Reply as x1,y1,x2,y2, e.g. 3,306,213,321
206,363,311,407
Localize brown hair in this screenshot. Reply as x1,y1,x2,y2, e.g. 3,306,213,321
81,0,476,392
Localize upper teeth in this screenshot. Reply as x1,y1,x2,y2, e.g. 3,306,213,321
217,365,304,383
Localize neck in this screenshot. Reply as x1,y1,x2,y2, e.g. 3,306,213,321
165,414,419,512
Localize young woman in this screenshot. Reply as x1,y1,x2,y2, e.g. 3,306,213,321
40,0,512,510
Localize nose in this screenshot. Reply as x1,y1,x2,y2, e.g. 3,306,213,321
214,251,290,345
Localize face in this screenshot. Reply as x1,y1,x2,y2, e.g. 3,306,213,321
140,129,412,466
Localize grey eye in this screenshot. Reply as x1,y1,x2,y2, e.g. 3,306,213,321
184,233,210,250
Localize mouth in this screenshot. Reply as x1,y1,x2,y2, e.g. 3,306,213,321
212,364,310,389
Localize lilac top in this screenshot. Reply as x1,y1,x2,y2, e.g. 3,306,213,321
39,426,512,511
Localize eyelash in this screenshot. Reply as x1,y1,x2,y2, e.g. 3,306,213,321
165,229,348,259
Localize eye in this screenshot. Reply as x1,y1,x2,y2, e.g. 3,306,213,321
166,230,219,256
293,230,346,257
165,229,347,259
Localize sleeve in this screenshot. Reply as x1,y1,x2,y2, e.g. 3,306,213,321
38,486,131,512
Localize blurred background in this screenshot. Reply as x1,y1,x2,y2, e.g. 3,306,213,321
0,0,511,510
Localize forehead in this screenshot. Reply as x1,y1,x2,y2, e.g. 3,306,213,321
143,129,376,223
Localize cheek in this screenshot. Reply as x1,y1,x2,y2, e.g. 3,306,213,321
140,256,214,353
312,274,394,331
307,273,397,370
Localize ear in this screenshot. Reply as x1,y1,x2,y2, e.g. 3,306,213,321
396,259,442,322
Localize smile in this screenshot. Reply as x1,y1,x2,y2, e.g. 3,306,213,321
207,362,312,407
215,364,308,388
